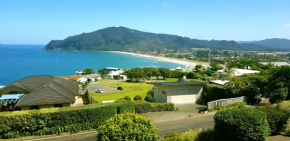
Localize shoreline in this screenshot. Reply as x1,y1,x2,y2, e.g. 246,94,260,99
108,51,209,68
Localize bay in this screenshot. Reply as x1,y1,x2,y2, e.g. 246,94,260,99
0,44,182,85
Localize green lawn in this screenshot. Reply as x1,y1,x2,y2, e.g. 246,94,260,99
90,82,153,102
96,78,113,82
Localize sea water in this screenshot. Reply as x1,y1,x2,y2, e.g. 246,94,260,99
0,44,182,85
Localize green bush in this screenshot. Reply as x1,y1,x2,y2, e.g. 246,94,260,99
134,101,175,114
124,96,131,101
0,103,117,139
214,107,270,141
162,130,201,141
207,102,246,112
194,129,215,141
145,95,154,102
134,95,142,101
114,99,135,114
97,113,159,141
269,87,288,104
256,105,290,135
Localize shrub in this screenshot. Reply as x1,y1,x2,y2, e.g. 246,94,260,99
0,103,117,139
124,96,131,101
269,87,288,104
114,99,135,114
145,95,154,102
97,113,159,141
195,129,215,141
214,107,270,141
256,105,290,135
162,129,201,141
133,95,142,101
207,102,246,112
134,101,175,114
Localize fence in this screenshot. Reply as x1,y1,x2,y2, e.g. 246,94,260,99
207,96,245,109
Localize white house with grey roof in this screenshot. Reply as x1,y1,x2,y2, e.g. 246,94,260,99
149,81,206,104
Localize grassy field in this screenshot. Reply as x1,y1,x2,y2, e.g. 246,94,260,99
90,82,154,102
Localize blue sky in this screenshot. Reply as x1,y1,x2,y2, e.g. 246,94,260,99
1,0,290,44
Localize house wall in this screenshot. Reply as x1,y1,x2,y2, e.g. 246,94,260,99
19,103,71,110
154,85,168,103
153,84,203,104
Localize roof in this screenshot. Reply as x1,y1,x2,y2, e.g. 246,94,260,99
61,75,81,80
232,69,260,76
210,80,229,85
148,81,206,86
0,75,79,106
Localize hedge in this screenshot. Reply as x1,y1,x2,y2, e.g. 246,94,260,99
198,84,229,104
134,101,175,114
256,105,290,135
214,107,270,141
115,99,135,114
0,103,117,139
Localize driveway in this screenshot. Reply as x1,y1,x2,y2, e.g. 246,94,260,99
87,80,122,93
140,104,206,123
139,104,215,135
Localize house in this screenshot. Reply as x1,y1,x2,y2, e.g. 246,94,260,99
81,74,102,81
0,75,81,110
149,81,206,104
105,67,125,79
217,68,260,77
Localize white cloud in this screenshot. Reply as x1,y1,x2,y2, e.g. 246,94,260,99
162,3,169,8
284,23,290,28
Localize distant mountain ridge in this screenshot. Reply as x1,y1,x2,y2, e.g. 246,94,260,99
44,27,290,51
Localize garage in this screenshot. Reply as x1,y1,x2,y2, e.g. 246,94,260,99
149,81,206,104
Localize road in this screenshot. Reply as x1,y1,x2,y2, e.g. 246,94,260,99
87,80,122,93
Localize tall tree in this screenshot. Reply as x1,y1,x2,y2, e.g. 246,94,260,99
158,67,171,80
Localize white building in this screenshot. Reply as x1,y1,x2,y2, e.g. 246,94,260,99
105,67,125,79
217,68,260,77
149,81,206,104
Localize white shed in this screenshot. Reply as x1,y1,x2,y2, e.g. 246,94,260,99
149,81,206,104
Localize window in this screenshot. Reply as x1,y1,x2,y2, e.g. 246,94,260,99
54,104,63,107
172,89,197,94
30,105,39,110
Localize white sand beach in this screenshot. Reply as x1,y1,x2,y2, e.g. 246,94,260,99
109,51,210,68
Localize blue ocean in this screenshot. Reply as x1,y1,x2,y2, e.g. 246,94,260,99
0,44,182,85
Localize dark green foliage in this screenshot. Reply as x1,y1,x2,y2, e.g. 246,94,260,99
170,70,183,78
124,68,145,82
134,101,175,114
145,94,154,102
198,84,230,104
83,68,94,74
194,129,215,141
158,67,171,79
98,68,108,79
44,27,273,52
124,96,131,101
114,99,135,114
0,103,117,139
269,87,288,104
97,113,159,141
133,95,142,101
256,105,290,135
162,130,201,141
214,108,270,141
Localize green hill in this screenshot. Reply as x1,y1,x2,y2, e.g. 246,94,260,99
44,26,273,51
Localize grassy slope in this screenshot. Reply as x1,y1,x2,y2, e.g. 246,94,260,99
90,82,153,102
